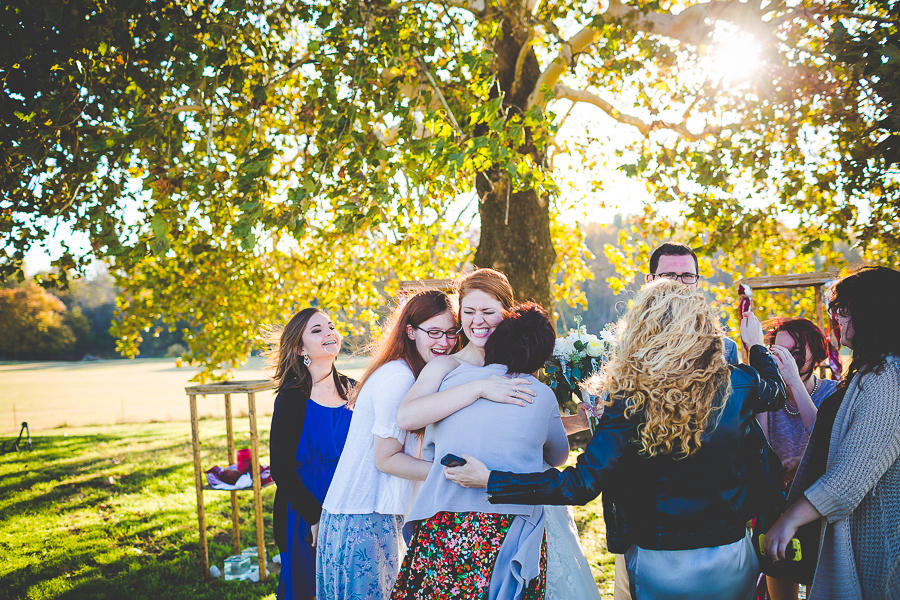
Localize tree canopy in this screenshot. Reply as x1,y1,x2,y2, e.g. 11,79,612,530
3,0,898,379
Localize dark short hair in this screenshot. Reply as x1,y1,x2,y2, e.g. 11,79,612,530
764,317,829,380
484,302,556,375
829,266,900,383
649,242,698,274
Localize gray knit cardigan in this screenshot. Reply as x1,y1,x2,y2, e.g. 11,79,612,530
786,355,900,600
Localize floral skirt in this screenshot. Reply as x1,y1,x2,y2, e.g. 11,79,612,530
391,511,547,600
316,509,406,600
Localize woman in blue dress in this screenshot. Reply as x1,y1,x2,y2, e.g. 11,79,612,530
269,308,353,600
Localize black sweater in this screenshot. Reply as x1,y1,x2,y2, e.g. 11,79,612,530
269,373,352,552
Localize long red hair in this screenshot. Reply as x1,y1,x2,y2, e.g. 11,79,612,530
764,316,830,380
349,290,458,407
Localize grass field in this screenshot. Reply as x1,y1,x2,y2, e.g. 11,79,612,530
1,421,281,600
2,422,616,600
0,356,370,434
1,359,615,598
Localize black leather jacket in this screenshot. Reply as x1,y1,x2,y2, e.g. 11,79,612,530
487,345,785,553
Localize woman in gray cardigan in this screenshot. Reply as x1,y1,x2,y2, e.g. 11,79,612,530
392,303,569,600
765,266,900,599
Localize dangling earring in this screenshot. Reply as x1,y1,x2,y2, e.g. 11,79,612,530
302,353,311,367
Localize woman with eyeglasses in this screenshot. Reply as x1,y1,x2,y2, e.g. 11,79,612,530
759,318,839,600
316,290,459,600
765,267,900,599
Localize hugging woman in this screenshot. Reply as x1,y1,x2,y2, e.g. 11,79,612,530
392,302,569,600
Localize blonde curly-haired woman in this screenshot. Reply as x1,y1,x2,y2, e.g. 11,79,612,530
447,280,787,600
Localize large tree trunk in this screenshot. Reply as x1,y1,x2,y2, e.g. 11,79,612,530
474,181,556,308
473,14,557,309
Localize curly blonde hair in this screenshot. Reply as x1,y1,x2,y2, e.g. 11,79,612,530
587,279,731,458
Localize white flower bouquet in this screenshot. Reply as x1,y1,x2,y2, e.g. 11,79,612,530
542,316,615,432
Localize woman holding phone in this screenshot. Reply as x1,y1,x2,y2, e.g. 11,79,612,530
396,268,600,600
393,303,569,599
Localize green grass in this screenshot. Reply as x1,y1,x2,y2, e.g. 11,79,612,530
2,423,616,599
564,451,616,598
1,421,280,600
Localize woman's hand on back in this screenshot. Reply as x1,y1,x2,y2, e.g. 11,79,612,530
740,310,765,348
479,375,535,406
444,454,491,488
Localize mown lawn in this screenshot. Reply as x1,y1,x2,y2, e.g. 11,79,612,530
1,421,615,600
1,421,279,600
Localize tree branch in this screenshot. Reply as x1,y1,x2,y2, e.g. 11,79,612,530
528,26,599,108
391,0,486,13
166,105,204,115
605,0,727,46
266,54,311,88
529,0,799,109
553,84,720,141
825,10,897,25
553,85,650,135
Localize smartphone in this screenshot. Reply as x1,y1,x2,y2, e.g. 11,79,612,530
440,453,467,468
757,534,802,561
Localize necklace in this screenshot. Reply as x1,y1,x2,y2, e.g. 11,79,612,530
784,375,818,416
312,370,333,385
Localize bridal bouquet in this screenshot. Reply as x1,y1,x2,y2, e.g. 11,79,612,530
543,316,615,432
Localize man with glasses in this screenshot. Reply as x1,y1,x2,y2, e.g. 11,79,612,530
645,242,739,365
611,242,741,600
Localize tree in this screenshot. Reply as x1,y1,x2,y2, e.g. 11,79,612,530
0,285,76,359
3,0,897,378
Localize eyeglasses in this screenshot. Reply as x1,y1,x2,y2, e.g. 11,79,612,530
650,272,700,285
415,326,460,340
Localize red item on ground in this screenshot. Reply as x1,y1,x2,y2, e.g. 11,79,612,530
236,448,252,472
204,448,274,489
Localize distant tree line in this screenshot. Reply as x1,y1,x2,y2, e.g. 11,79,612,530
0,268,187,360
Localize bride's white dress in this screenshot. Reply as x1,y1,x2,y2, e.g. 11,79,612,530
542,464,603,600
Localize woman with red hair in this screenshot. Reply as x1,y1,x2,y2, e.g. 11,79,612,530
762,317,839,485
761,317,839,600
316,290,458,600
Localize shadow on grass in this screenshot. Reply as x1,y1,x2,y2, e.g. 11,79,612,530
1,426,279,600
0,437,192,520
3,508,279,600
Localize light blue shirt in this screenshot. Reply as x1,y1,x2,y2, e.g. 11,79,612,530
406,363,569,523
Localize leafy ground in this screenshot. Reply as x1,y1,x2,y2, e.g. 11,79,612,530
2,422,615,600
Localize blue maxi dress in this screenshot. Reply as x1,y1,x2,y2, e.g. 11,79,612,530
278,399,352,600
